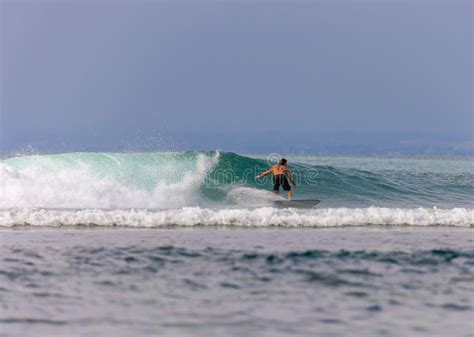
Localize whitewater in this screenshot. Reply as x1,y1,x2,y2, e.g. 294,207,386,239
1,151,472,227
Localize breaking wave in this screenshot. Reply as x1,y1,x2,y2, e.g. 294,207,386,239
1,151,472,227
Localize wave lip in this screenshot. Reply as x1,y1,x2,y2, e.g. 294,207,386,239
1,207,472,228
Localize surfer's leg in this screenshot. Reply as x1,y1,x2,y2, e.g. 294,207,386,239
273,175,281,194
282,176,291,199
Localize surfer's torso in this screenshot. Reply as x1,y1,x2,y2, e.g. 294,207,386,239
271,164,289,176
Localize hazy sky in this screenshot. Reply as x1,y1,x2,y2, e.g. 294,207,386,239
1,0,473,153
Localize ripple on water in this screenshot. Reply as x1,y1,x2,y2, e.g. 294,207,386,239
1,242,473,337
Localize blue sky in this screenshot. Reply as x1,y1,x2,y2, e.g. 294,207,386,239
1,0,472,154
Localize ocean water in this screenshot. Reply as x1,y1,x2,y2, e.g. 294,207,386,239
0,151,472,226
0,228,473,337
0,152,473,336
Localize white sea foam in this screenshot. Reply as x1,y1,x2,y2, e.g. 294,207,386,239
0,152,220,209
0,207,471,227
226,186,281,207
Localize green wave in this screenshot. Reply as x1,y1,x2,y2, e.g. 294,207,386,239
2,151,473,208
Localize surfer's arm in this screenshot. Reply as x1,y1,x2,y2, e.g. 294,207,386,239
256,168,272,179
285,170,296,187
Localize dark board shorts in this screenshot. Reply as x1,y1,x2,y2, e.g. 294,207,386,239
273,174,291,191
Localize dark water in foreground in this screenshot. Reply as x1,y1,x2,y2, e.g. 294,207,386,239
1,228,473,337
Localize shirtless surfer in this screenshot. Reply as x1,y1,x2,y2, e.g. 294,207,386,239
256,158,296,200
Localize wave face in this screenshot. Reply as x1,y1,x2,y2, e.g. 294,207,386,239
1,151,472,227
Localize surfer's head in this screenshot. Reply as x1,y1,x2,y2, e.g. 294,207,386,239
279,158,287,166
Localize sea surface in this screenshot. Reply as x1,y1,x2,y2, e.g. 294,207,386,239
0,152,473,336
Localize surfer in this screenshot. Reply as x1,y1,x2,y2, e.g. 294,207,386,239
256,158,296,200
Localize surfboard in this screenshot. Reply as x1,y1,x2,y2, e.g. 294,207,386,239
273,199,320,208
